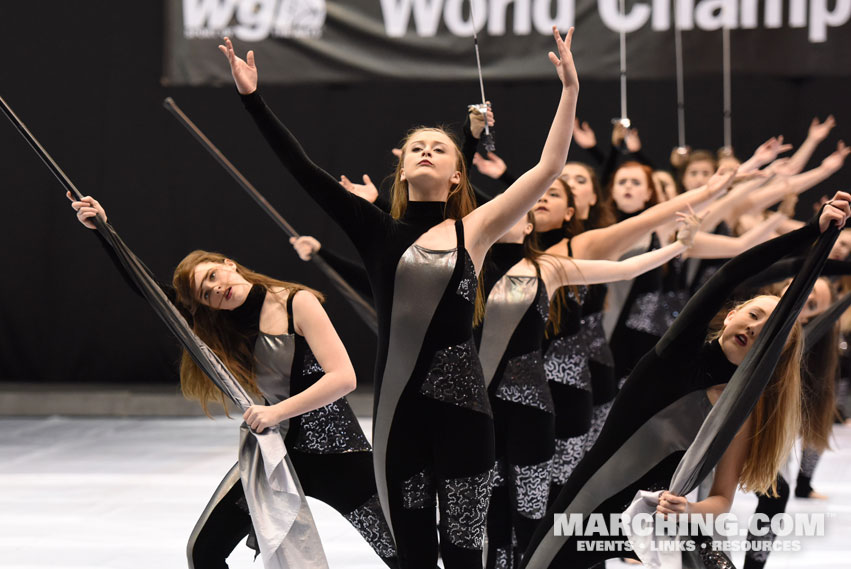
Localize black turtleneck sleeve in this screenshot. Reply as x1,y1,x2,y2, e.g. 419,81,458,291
241,91,388,249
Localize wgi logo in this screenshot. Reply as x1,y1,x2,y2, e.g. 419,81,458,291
183,0,326,41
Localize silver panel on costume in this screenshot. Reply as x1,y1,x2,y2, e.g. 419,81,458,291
478,274,539,388
524,390,712,568
373,243,458,540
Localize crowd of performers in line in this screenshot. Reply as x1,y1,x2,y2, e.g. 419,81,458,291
65,29,851,569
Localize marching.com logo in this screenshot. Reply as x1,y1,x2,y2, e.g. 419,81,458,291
183,0,849,43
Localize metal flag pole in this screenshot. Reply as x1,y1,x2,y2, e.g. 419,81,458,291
468,0,495,151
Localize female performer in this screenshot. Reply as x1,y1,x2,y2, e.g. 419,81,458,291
520,193,851,569
68,195,397,568
219,26,579,568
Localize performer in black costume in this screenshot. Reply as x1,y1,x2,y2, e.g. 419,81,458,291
68,197,396,568
520,194,851,569
478,210,698,568
219,27,579,568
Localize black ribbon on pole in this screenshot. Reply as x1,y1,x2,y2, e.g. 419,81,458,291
669,225,839,497
163,97,378,334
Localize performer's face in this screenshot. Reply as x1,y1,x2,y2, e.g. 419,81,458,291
561,163,596,216
533,182,574,232
192,260,252,310
719,296,780,364
682,159,714,191
611,165,651,214
399,129,461,192
782,278,832,324
829,230,851,260
652,170,677,202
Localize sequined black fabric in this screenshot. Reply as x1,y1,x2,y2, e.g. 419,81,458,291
402,469,435,510
511,459,553,520
624,291,689,337
496,351,555,413
456,250,478,304
543,335,591,390
551,436,587,485
301,347,323,376
438,469,494,549
492,459,507,488
583,400,614,453
344,494,398,559
583,312,615,366
535,283,550,323
292,399,372,453
420,338,492,415
493,546,513,569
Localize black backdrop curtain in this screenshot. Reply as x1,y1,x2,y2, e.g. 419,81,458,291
1,1,849,385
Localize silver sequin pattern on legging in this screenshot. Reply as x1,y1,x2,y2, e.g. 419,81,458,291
343,494,398,559
439,469,494,550
511,458,553,520
583,312,615,366
551,435,587,485
402,469,435,510
491,459,507,488
292,399,372,453
543,335,591,390
420,338,492,415
496,351,555,413
624,291,689,337
583,400,614,453
493,546,513,569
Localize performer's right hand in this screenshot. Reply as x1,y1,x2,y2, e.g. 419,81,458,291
290,236,321,261
820,191,851,232
66,191,106,230
218,36,257,95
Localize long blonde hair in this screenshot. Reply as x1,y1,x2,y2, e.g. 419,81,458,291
390,126,485,324
711,295,804,496
172,250,324,416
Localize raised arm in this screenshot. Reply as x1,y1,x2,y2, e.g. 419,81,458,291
655,194,851,356
243,290,356,432
219,37,384,243
464,27,578,260
784,116,836,175
290,235,374,301
571,168,735,261
542,211,698,290
684,212,787,260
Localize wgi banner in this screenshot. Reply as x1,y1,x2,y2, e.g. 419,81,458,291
164,0,851,84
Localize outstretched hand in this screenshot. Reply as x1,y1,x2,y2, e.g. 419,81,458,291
819,191,851,233
340,174,378,203
289,236,322,261
743,136,793,173
808,115,836,143
548,27,578,90
821,141,850,172
66,191,106,229
705,166,738,197
675,205,703,248
472,151,507,179
218,36,257,95
573,119,596,149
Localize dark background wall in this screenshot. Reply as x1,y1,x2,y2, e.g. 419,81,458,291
1,2,848,385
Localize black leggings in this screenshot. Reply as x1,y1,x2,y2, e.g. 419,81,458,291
486,399,555,569
743,475,791,569
189,449,398,568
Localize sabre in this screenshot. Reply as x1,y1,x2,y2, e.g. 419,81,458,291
163,97,379,334
612,0,631,129
468,0,495,152
720,25,734,157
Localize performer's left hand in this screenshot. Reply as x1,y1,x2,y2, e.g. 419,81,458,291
657,490,689,516
244,404,282,433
